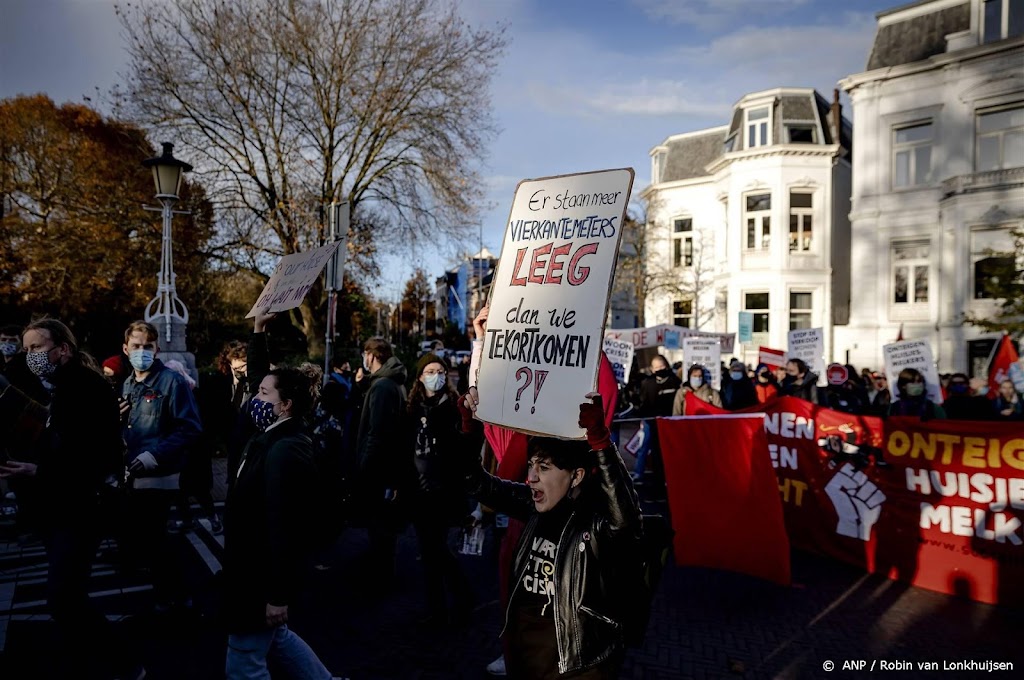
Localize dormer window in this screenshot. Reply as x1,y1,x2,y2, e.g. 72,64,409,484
652,149,667,184
746,107,770,148
723,133,737,153
786,124,817,144
983,0,1023,43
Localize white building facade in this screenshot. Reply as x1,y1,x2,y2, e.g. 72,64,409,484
837,0,1024,376
643,88,853,368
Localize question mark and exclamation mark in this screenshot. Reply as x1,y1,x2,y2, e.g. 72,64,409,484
514,366,549,414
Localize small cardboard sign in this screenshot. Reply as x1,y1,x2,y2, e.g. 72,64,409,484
246,242,340,318
883,339,943,404
683,337,722,390
602,336,635,385
787,328,825,384
738,311,753,344
475,168,634,439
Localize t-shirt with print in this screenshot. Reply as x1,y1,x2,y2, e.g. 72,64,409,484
515,498,571,617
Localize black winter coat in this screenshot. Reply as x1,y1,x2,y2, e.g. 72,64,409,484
223,417,319,632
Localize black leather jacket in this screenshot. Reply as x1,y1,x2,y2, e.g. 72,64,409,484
460,432,642,675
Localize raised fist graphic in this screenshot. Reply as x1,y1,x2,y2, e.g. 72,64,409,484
824,463,886,541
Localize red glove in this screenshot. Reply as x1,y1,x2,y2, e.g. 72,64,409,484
578,393,611,451
457,392,476,433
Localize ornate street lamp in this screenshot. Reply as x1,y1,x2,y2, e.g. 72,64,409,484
141,143,195,371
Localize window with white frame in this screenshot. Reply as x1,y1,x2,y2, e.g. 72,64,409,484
971,227,1017,299
789,291,813,330
892,242,930,305
673,299,693,328
672,217,693,268
744,292,770,333
976,104,1024,172
983,0,1024,43
893,121,933,188
745,193,771,250
746,107,770,149
788,192,813,252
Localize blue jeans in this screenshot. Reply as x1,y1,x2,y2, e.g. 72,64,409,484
226,624,332,680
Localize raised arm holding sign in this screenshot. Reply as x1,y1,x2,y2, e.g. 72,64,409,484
475,168,634,439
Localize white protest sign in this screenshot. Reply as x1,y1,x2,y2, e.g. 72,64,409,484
246,242,341,318
602,336,635,385
603,324,735,353
683,337,722,390
883,339,943,404
787,327,825,384
475,168,634,439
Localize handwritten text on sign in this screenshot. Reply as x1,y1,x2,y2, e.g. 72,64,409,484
246,242,340,318
476,168,634,439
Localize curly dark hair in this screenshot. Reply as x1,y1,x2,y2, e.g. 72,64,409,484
267,367,317,419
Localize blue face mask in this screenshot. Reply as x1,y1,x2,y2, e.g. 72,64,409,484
249,397,278,431
128,349,155,372
730,370,744,381
422,373,446,393
0,341,18,358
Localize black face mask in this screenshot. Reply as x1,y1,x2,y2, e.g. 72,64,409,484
655,368,671,379
757,373,769,383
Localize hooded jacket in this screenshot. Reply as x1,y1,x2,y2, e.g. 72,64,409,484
356,355,408,487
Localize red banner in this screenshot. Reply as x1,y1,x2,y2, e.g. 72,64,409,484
656,415,790,586
667,394,1024,605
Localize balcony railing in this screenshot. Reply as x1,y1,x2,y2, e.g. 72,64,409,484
942,166,1024,197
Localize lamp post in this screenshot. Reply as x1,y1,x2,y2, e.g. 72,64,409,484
142,142,196,377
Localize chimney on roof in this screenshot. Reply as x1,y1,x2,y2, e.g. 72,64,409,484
829,88,842,147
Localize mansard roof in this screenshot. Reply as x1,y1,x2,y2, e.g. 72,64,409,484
867,1,970,70
660,128,727,182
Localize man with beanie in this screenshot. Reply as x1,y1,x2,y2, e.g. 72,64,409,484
355,336,408,589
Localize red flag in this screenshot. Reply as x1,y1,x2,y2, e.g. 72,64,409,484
657,414,791,585
988,333,1021,398
896,323,904,341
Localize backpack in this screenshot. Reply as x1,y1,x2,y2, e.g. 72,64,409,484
624,513,675,647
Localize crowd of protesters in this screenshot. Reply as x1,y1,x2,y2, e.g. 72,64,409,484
0,308,644,680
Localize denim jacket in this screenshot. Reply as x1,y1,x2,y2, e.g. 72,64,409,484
122,358,203,489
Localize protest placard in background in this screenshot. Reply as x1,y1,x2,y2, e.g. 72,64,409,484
683,337,722,390
246,242,340,317
883,339,943,403
759,346,786,370
603,336,635,385
738,312,753,344
787,328,825,384
475,168,634,439
604,324,735,353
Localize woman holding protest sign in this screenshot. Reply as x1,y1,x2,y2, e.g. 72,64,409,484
456,385,642,679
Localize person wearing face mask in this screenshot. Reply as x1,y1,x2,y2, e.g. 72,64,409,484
780,358,819,404
119,320,203,614
223,367,339,679
405,353,473,626
942,372,994,421
355,336,409,590
888,368,946,420
0,318,141,679
753,363,779,404
720,359,757,411
0,323,23,369
672,363,722,416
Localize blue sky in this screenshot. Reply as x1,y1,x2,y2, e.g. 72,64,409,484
1,0,897,299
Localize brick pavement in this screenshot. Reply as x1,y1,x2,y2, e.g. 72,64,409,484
1,457,1021,679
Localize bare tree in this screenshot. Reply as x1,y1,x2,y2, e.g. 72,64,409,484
613,194,716,329
116,0,507,350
